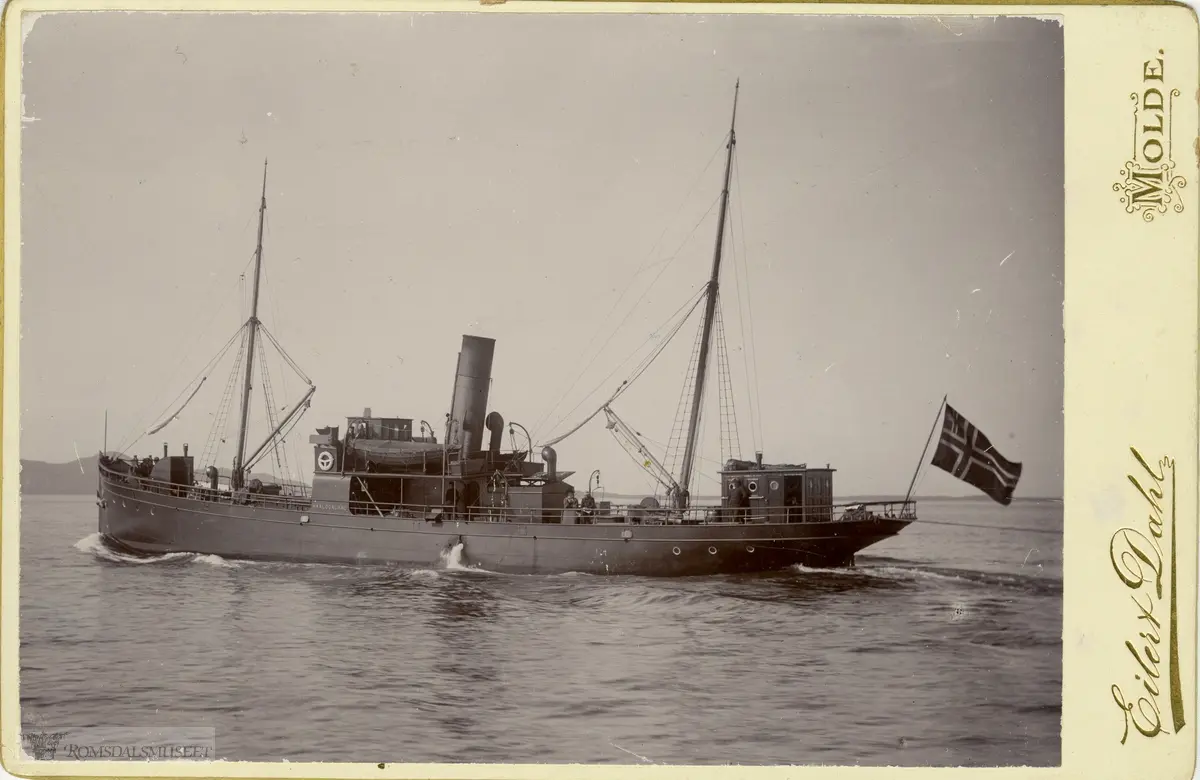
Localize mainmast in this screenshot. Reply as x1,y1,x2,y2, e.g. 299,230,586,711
232,159,269,490
677,81,739,505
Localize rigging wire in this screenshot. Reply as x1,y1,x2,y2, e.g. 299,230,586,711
726,189,756,455
120,322,249,454
115,253,257,454
713,296,743,464
539,288,707,447
731,151,765,452
907,517,1063,535
258,325,314,486
618,292,707,403
119,179,279,465
257,341,302,487
530,138,730,441
255,330,283,479
248,210,310,487
261,242,307,489
729,151,758,446
145,380,208,437
242,212,304,489
663,174,741,494
638,430,728,474
534,193,723,443
660,296,707,495
199,326,250,474
263,256,289,483
259,325,313,386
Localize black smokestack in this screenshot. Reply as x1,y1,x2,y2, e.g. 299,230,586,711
448,335,496,456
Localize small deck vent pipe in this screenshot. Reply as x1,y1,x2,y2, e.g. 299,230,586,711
485,412,505,454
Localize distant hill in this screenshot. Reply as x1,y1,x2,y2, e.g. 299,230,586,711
19,455,297,496
20,455,101,495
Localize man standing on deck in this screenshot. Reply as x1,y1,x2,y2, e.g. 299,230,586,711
453,483,468,518
728,478,750,523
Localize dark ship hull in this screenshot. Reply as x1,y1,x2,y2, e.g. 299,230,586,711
96,471,911,576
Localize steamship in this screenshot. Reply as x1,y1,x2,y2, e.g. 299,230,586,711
97,83,916,576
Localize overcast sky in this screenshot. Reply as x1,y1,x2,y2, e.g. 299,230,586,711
19,11,1064,498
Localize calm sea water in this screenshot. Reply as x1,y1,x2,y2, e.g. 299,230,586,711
19,494,1061,766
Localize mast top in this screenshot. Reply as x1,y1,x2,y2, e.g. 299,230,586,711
729,80,740,137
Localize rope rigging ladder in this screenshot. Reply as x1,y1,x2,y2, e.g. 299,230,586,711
199,325,250,475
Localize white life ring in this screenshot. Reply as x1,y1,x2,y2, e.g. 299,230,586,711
316,450,335,472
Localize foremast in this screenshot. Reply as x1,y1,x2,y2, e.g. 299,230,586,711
232,159,269,491
677,80,739,507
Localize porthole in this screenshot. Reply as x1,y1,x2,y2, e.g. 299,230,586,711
747,481,758,493
672,546,681,556
708,546,718,555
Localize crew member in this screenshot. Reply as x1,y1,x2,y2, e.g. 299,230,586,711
579,491,596,522
563,489,579,510
454,484,468,517
676,487,690,511
728,478,750,522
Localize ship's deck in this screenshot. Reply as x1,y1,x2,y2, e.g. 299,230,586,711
98,463,918,527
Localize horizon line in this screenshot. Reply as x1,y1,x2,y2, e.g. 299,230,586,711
19,453,1062,502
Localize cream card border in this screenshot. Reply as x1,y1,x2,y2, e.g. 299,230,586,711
1,2,1196,779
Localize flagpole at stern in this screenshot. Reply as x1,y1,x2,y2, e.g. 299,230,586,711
902,394,948,511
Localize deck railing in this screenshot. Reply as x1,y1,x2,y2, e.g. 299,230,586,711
98,462,917,525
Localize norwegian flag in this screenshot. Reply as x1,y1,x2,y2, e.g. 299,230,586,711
930,404,1023,505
